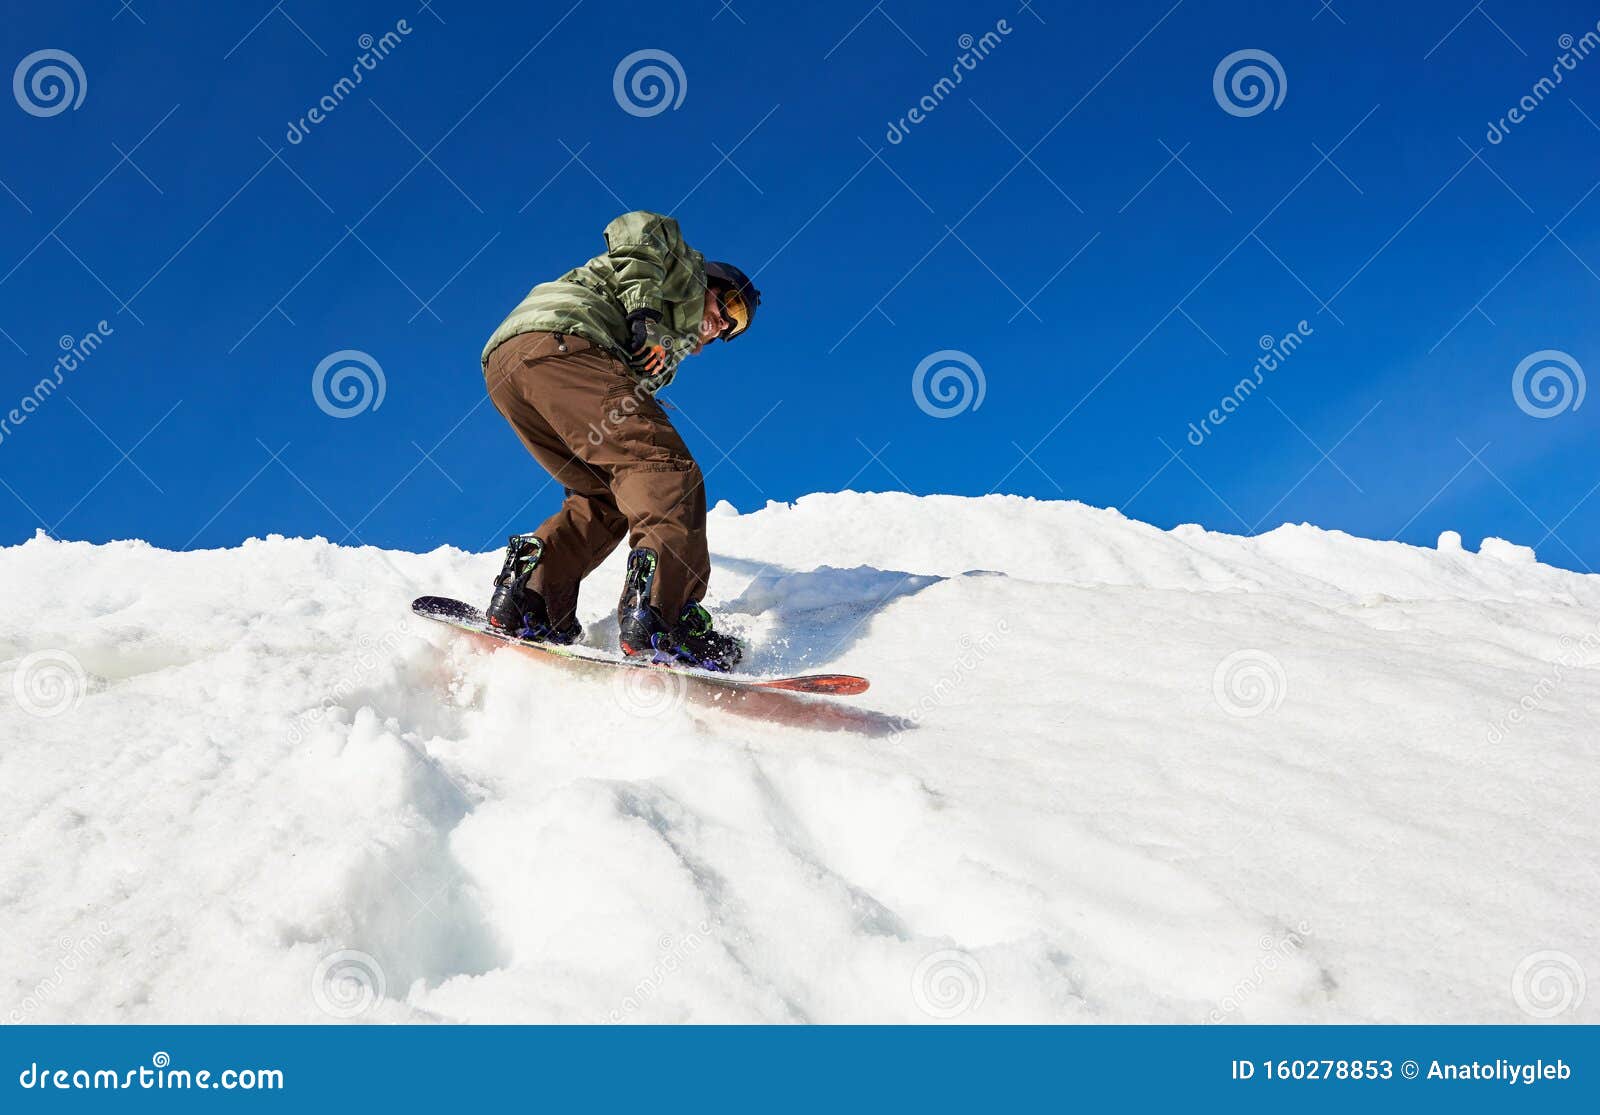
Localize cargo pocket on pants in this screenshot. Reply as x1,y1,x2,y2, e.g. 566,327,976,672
602,384,693,468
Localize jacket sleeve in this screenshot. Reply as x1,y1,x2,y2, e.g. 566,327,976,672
602,211,700,317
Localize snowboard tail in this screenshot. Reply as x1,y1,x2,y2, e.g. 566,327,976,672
410,596,870,697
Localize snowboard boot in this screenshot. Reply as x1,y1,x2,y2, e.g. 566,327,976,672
616,547,743,672
485,534,581,643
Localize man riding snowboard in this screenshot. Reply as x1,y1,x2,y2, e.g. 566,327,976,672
479,210,760,672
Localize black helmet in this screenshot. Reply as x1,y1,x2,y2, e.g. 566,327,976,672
704,260,761,340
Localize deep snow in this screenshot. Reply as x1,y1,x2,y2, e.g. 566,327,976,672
1,492,1595,1024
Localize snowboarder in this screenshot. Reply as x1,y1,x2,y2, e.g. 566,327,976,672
479,210,761,672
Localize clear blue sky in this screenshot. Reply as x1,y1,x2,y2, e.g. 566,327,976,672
2,0,1598,569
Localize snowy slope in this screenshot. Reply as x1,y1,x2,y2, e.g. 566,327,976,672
1,492,1595,1024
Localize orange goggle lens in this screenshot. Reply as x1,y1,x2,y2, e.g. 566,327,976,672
718,287,749,340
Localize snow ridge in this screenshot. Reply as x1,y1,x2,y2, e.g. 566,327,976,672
1,493,1595,1023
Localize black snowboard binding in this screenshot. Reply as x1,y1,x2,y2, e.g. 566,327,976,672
616,547,743,672
486,534,580,644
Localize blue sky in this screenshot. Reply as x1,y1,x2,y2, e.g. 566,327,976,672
2,0,1598,570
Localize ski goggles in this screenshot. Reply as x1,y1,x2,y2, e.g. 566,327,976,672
717,286,751,341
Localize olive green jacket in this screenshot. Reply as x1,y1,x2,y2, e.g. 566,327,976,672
481,211,707,391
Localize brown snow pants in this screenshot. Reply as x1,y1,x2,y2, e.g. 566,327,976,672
484,331,709,629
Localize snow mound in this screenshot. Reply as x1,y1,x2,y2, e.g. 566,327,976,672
1,493,1595,1024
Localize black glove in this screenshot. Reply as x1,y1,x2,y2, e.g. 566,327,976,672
626,308,675,377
